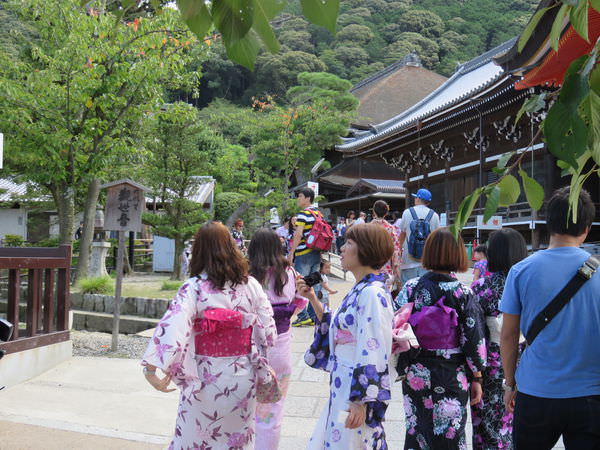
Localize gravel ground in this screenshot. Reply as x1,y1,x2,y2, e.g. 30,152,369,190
71,330,150,359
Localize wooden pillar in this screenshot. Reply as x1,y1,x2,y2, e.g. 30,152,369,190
26,269,41,337
43,268,56,333
56,245,71,332
7,269,21,340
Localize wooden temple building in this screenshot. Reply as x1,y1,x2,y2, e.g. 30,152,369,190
305,53,447,217
329,3,600,248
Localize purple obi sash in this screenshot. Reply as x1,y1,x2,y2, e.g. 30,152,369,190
408,297,460,350
272,303,297,335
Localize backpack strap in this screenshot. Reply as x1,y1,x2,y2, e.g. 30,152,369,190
425,209,434,222
525,255,599,346
306,207,321,220
409,207,418,220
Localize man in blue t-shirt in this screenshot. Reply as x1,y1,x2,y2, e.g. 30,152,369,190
500,187,600,449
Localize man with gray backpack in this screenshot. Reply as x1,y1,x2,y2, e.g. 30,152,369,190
398,188,440,285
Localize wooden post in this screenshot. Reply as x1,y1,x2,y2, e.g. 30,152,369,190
129,231,135,271
101,179,149,352
111,231,125,351
7,269,21,340
26,269,41,337
43,268,55,333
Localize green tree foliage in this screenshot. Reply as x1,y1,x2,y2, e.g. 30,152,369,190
214,192,248,223
254,50,327,97
337,24,375,46
397,9,445,38
189,0,537,104
0,0,199,245
251,72,358,211
141,102,221,279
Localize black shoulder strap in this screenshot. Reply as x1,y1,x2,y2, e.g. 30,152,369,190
526,255,599,346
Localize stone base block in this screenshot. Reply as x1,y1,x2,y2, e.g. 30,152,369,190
0,340,72,389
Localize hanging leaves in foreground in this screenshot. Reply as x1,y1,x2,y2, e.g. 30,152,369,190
498,175,521,206
519,169,544,210
300,0,340,35
450,188,481,238
515,93,546,125
483,186,500,223
172,0,340,69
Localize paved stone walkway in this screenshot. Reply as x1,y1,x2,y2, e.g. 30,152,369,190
0,275,564,449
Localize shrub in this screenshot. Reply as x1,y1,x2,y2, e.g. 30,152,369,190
3,234,25,247
161,280,182,291
34,237,61,247
78,276,114,295
214,192,247,223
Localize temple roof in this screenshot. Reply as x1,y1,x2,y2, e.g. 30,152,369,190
351,53,447,125
316,159,405,187
346,178,405,197
496,3,600,89
337,38,517,153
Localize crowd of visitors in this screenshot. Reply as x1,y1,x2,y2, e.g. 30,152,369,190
140,185,598,450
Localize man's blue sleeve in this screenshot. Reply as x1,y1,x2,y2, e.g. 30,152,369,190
499,266,522,315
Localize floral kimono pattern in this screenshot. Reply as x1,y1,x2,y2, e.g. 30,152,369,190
142,274,276,450
395,273,487,450
255,267,307,450
470,272,513,450
304,272,394,449
371,218,402,291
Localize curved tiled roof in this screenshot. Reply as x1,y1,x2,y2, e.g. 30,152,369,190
0,178,32,202
337,38,517,153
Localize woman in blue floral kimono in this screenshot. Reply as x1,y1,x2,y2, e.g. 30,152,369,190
470,228,527,449
394,228,487,450
299,223,395,449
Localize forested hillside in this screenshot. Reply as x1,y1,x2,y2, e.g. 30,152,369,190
195,0,538,107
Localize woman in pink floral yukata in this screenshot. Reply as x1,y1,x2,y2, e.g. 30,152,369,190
247,228,308,450
141,222,276,450
393,228,487,450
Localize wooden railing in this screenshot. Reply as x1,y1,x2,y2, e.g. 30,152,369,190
447,201,600,228
0,245,71,354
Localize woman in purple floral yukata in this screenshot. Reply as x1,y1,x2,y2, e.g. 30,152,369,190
470,228,527,449
393,227,487,450
141,222,276,450
299,223,395,449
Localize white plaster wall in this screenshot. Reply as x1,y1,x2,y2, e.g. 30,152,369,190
0,208,27,240
0,340,72,388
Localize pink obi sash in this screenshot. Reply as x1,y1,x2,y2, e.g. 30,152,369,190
193,308,252,357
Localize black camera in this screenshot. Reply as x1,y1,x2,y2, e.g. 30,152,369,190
0,318,14,362
303,271,322,288
0,318,13,343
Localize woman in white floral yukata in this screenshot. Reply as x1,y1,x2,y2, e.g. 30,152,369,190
393,227,487,450
141,222,276,450
299,223,395,449
247,228,308,450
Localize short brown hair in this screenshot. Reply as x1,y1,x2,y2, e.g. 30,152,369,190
344,223,394,270
372,200,389,218
189,221,248,289
421,227,468,273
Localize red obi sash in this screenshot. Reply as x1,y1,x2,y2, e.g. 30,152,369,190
193,308,252,357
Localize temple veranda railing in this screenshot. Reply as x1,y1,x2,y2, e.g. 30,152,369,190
0,245,71,355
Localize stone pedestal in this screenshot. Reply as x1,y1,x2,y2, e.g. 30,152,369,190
90,241,111,278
